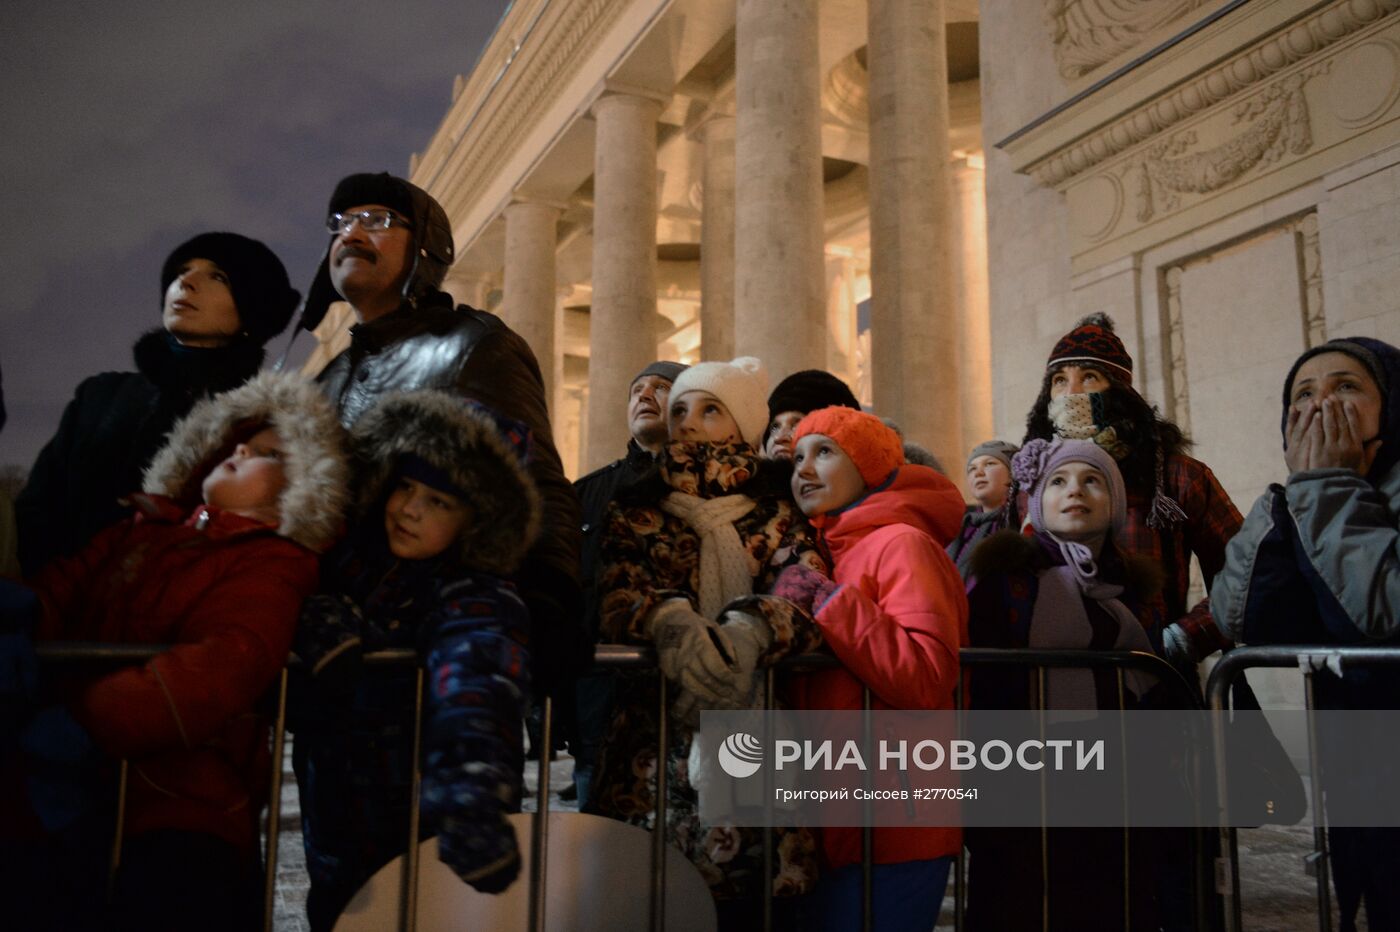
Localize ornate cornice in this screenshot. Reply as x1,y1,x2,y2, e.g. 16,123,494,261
1028,0,1400,188
424,0,634,219
1046,0,1213,80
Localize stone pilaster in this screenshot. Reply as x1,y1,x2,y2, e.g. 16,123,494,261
950,156,993,454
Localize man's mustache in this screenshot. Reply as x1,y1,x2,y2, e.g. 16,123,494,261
336,244,376,264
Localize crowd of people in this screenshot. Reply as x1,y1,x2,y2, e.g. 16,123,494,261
0,171,1395,931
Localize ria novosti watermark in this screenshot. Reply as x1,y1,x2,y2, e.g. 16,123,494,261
719,732,1106,780
693,709,1400,828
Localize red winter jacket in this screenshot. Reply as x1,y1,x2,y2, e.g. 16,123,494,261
788,465,969,870
28,495,319,854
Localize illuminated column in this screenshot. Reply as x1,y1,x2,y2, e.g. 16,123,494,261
587,92,663,470
734,0,825,378
867,0,961,467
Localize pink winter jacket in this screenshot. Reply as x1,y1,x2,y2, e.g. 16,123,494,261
788,464,969,870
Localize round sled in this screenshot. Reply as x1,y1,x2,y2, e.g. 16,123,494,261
334,811,718,931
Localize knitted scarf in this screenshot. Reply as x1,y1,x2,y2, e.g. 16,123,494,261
1048,392,1187,529
1030,542,1152,709
660,492,757,618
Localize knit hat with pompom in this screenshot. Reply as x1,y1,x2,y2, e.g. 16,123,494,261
1046,313,1133,384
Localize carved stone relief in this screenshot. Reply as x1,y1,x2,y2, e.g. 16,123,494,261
1029,0,1400,189
1134,64,1329,222
1327,38,1400,127
1045,0,1212,80
1161,266,1191,432
1159,211,1325,431
1294,212,1326,348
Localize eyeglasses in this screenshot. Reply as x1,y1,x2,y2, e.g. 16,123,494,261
326,209,412,235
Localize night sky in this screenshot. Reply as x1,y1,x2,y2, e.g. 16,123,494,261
1,0,510,472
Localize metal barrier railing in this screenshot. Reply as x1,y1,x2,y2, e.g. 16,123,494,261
1206,645,1400,932
29,642,1205,932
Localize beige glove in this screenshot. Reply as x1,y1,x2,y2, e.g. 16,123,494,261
645,600,735,704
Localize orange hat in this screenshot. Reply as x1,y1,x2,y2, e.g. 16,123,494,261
792,406,905,487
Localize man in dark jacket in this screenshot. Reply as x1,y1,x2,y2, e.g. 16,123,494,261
16,233,299,576
299,172,585,692
567,359,686,806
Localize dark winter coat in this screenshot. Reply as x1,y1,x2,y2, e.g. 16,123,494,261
965,530,1158,710
291,390,540,929
963,530,1163,932
946,500,1017,579
586,442,826,902
16,330,265,575
10,373,348,856
292,544,531,928
575,438,659,643
314,292,584,692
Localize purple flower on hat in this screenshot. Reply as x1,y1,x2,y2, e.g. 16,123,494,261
1012,438,1053,492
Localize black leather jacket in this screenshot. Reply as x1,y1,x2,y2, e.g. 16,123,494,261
317,292,585,689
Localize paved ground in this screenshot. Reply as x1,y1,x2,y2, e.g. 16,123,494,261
271,753,1357,931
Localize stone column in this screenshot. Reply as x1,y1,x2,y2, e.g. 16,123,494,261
443,272,495,312
699,114,736,361
867,0,962,470
734,0,825,379
502,199,561,406
588,92,663,471
950,156,993,454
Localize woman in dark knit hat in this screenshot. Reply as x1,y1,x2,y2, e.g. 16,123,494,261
1022,313,1241,669
1213,337,1400,932
16,232,299,575
761,368,861,461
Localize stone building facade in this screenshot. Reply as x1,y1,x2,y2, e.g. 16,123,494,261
987,0,1400,520
305,0,990,482
305,0,1400,515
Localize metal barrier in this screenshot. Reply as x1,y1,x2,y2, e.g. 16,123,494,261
1206,645,1400,932
28,642,1206,932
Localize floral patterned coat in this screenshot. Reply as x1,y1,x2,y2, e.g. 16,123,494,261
586,442,826,902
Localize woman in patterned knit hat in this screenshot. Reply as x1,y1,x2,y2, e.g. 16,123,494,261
1022,313,1240,932
1022,313,1241,671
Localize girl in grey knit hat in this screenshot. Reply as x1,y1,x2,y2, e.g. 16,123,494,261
946,439,1020,578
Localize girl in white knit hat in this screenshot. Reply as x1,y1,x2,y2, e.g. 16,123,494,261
587,356,829,928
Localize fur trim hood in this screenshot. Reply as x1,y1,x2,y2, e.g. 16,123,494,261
350,390,542,575
143,371,350,552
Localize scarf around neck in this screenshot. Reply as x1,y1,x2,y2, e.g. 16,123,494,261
1030,533,1151,708
656,441,763,618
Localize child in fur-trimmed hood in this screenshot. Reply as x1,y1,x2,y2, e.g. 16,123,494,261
0,371,349,931
289,389,541,932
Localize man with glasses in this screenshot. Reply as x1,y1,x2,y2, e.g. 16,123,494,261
297,172,585,696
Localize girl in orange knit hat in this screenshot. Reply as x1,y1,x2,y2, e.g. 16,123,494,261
772,405,969,932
